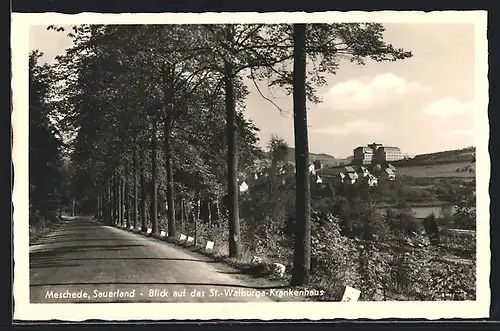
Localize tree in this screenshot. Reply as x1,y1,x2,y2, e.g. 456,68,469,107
423,212,440,244
271,23,413,285
452,194,476,230
47,25,263,243
291,23,310,286
268,135,290,170
29,50,65,223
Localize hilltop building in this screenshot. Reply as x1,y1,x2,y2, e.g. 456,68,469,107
353,142,403,164
380,168,396,181
353,146,374,165
375,146,403,162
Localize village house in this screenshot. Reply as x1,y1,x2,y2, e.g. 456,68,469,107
380,168,396,181
335,165,359,184
365,173,378,186
308,163,316,175
346,172,357,184
344,166,358,180
357,166,370,178
338,172,346,184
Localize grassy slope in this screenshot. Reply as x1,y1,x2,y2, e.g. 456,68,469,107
396,161,476,178
266,147,352,167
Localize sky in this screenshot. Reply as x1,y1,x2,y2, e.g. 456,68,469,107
29,23,477,158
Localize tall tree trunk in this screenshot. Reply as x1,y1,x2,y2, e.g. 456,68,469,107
112,171,117,224
291,23,311,286
107,179,112,224
151,116,158,235
124,162,129,225
208,201,212,226
118,170,123,226
133,145,138,229
96,193,100,220
183,199,188,232
164,115,176,238
100,192,104,221
178,198,182,230
195,197,201,246
101,188,105,222
224,55,242,258
215,200,220,224
140,150,147,232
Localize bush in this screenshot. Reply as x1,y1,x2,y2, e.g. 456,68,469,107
167,169,475,302
310,217,359,299
386,208,422,236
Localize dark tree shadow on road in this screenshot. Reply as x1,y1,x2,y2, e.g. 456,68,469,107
33,238,145,245
29,282,291,290
30,257,221,270
30,244,147,259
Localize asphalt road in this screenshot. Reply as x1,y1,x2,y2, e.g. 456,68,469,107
29,216,292,303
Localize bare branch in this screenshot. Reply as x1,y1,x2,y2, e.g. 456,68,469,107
249,67,291,119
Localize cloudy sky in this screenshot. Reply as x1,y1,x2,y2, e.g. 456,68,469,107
29,23,476,158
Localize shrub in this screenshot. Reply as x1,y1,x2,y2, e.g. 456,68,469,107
310,217,359,299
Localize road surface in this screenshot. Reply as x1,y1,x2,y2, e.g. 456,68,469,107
29,216,293,303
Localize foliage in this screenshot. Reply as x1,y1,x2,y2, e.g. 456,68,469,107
36,24,476,302
29,50,66,224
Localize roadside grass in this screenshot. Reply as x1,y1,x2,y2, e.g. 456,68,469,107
116,224,331,301
29,214,65,244
112,220,475,302
161,234,338,301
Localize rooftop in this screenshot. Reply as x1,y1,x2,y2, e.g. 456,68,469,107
380,146,401,151
344,166,356,173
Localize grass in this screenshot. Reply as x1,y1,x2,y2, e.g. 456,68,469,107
117,224,334,302
396,162,476,178
29,214,65,244
110,220,475,302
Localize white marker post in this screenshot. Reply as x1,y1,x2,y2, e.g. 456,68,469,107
129,225,134,230
251,256,263,264
273,263,286,277
160,230,166,237
341,286,361,302
205,241,214,250
187,236,194,244
179,234,187,241
147,228,152,234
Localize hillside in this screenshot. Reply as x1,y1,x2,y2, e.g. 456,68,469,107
283,147,351,166
263,146,475,169
393,146,476,167
412,146,475,162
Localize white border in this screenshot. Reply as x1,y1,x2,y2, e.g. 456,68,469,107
12,11,490,321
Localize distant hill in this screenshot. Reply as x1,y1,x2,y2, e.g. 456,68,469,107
282,147,351,166
393,146,475,167
262,146,475,168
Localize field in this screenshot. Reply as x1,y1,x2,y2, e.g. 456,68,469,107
411,205,454,218
378,204,456,219
396,162,476,178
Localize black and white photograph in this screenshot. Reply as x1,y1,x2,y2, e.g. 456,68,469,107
12,11,489,321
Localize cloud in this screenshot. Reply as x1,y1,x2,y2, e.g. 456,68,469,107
312,120,385,136
422,97,474,118
446,129,474,137
322,73,424,109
